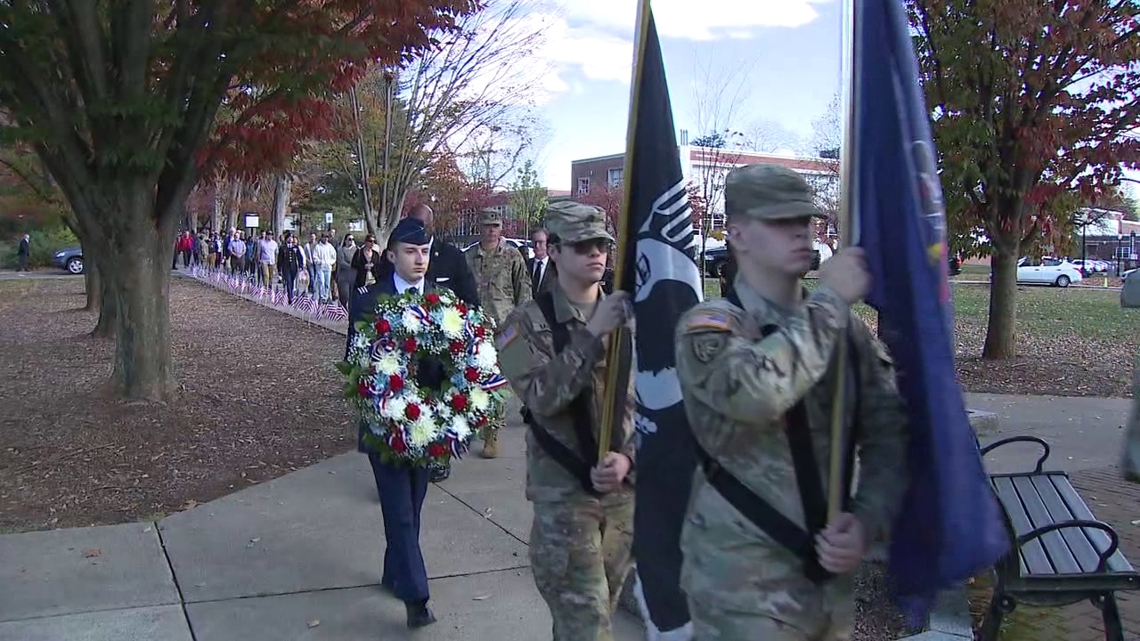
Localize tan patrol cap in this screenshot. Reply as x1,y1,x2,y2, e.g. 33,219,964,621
724,164,826,221
546,201,614,244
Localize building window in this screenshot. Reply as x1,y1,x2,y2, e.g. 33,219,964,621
577,177,590,195
607,168,623,187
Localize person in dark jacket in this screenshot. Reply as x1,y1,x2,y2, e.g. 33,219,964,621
351,234,384,289
276,233,306,303
379,204,480,307
16,234,30,272
335,233,358,308
718,247,738,300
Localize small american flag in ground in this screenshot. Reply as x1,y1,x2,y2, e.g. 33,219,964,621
272,289,287,307
294,295,316,315
322,303,349,321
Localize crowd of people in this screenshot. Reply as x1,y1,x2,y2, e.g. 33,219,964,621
173,227,398,307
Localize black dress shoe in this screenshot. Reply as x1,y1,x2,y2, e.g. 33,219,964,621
428,465,450,483
405,600,437,628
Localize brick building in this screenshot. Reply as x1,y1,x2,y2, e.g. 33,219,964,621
569,144,839,232
1076,208,1139,273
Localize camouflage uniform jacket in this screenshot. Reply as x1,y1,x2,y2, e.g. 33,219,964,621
497,285,637,504
674,278,909,625
466,241,531,328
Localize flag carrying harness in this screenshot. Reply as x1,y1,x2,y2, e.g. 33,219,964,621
692,289,862,584
520,292,632,497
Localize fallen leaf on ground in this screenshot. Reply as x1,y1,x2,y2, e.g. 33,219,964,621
308,619,320,628
83,548,101,558
472,595,490,601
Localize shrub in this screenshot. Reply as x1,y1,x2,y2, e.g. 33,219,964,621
1,226,79,269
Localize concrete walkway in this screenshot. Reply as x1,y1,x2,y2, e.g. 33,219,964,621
0,418,645,641
2,272,1135,640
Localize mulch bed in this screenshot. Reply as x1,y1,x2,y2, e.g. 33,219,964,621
0,276,354,533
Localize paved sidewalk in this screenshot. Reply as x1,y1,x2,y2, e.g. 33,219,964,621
0,419,646,641
3,273,1133,640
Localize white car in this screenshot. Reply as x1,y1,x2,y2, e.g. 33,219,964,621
1016,257,1083,287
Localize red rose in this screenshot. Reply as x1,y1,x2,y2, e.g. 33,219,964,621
358,380,372,398
428,443,448,458
475,416,487,427
464,366,480,382
402,337,417,353
456,303,468,315
474,326,486,338
425,292,441,306
388,374,404,393
390,434,407,453
451,394,469,412
374,319,391,334
405,403,421,421
449,340,465,355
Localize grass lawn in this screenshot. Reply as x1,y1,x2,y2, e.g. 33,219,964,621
701,276,1137,397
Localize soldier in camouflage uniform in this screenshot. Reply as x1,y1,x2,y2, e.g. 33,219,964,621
466,208,531,458
674,164,910,641
497,201,637,641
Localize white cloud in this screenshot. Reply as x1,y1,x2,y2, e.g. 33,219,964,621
504,0,833,104
561,0,833,41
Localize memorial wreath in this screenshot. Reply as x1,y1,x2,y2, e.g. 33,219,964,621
337,287,509,466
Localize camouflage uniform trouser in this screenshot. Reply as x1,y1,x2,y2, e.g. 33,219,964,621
530,497,635,641
688,598,853,641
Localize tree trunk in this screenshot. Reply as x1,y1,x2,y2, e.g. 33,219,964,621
85,192,176,400
90,257,117,338
271,173,291,234
226,179,242,231
982,247,1019,358
210,180,221,231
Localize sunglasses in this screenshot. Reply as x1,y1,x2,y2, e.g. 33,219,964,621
561,239,611,255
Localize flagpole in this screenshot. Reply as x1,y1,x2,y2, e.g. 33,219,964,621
598,0,652,463
827,0,860,523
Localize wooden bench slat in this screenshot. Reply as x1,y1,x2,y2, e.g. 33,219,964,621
993,477,1052,575
1053,476,1136,575
1032,475,1102,573
1012,475,1083,575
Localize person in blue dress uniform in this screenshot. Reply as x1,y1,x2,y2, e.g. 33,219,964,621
345,217,442,629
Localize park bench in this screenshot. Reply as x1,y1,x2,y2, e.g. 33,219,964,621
978,435,1140,641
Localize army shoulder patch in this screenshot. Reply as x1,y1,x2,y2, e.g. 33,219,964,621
683,311,734,333
497,325,520,349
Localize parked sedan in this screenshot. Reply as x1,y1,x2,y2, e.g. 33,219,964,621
52,246,84,274
1016,257,1082,287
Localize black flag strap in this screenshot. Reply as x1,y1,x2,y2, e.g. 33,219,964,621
692,289,862,584
520,293,629,497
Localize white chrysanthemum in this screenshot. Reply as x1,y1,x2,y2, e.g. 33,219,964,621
450,416,471,440
440,308,465,338
438,404,452,419
473,342,498,370
469,387,490,411
374,354,401,376
382,397,407,420
408,416,436,447
353,334,369,351
401,310,422,333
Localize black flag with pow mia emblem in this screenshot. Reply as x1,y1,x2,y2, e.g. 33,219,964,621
615,7,704,637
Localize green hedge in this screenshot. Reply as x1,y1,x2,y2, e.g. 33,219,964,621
1,226,79,269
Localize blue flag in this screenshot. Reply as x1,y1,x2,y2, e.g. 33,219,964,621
852,0,1009,622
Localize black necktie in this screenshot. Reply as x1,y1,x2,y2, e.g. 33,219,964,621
533,261,542,290
409,286,419,295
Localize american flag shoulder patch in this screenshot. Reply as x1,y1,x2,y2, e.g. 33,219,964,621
684,311,733,333
497,325,519,349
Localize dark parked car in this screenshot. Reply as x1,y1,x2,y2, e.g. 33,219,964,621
52,246,84,274
701,245,821,277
